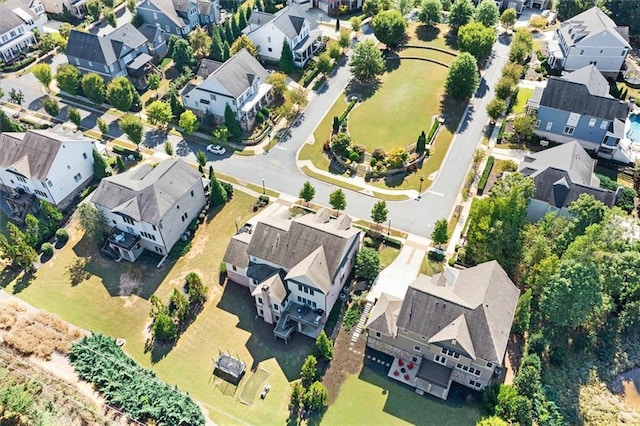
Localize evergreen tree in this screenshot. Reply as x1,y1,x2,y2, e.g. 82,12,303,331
245,6,252,20
211,32,225,61
239,8,248,29
210,172,228,206
256,0,264,12
300,355,318,386
279,40,295,73
224,104,242,139
169,88,185,118
224,21,234,44
315,330,333,360
223,41,231,61
232,16,241,38
92,149,109,180
416,130,426,153
335,17,340,32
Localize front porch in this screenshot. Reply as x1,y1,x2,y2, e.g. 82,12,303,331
102,228,143,262
126,53,154,90
238,83,273,129
293,29,323,67
1,31,37,63
273,301,324,343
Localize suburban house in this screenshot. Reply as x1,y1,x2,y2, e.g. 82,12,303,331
0,127,94,221
223,208,361,342
518,141,618,221
526,64,633,163
181,48,273,128
314,0,362,15
243,4,322,68
137,0,220,37
0,1,45,63
66,24,160,89
137,24,169,60
546,6,630,76
90,159,207,262
366,261,519,400
41,0,87,18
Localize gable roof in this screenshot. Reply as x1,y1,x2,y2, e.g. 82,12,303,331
540,66,630,121
66,24,147,66
271,4,318,39
0,5,26,34
222,231,251,268
251,272,288,304
0,128,92,181
247,11,274,27
285,246,332,293
197,58,223,79
137,23,160,43
143,0,189,27
394,261,519,364
558,6,630,48
366,292,403,338
519,141,617,208
90,159,202,225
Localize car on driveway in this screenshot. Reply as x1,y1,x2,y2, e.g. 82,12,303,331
207,144,226,155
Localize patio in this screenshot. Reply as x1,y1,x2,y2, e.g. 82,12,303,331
273,301,324,342
387,356,452,400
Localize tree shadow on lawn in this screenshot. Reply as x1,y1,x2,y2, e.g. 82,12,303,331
415,24,441,43
345,79,381,101
444,30,459,50
11,269,36,294
216,282,313,381
382,172,410,188
383,53,401,74
439,96,469,133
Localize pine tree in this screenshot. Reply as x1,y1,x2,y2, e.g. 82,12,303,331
245,6,252,20
279,39,295,73
256,0,264,11
239,8,248,29
210,173,227,206
211,32,224,61
224,104,242,139
315,330,333,360
224,23,234,44
223,41,231,61
416,130,426,153
232,16,241,38
335,17,340,32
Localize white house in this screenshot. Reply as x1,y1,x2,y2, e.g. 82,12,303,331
546,7,630,76
243,3,322,68
0,127,94,216
41,0,88,18
90,159,207,262
181,48,272,127
223,208,361,342
0,1,45,63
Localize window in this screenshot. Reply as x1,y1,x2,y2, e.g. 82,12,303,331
535,119,541,128
414,345,421,352
434,355,446,365
309,288,314,296
268,47,272,52
165,24,170,32
441,347,460,359
462,365,469,372
257,297,263,305
268,36,271,43
375,332,381,338
17,175,27,183
546,122,553,131
486,362,493,369
181,212,188,222
232,265,237,271
297,296,302,303
140,232,156,241
420,336,426,340
82,152,88,159
600,121,608,130
152,225,157,231
274,304,279,311
402,329,408,334
122,216,135,225
155,246,163,253
456,363,463,369
588,118,596,127
622,50,627,56
275,315,280,321
303,287,308,294
200,99,210,104
563,126,575,135
153,12,158,19
88,61,93,68
580,49,584,55
190,190,194,197
75,58,80,65
298,284,303,291
73,173,82,183
470,380,481,388
210,93,216,101
473,368,481,376
259,309,263,315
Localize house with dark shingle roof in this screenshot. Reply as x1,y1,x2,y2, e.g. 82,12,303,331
518,141,618,221
243,3,322,67
90,158,207,262
527,65,632,163
181,48,273,127
366,261,519,400
223,208,361,342
66,23,163,89
0,127,95,216
137,0,220,37
546,6,630,75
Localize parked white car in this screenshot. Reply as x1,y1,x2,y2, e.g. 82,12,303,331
206,144,226,155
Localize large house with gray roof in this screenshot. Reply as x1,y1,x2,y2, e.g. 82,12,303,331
137,0,220,37
526,65,633,163
0,127,94,221
243,4,322,67
66,24,162,89
181,49,273,128
90,159,206,262
366,261,519,400
546,7,630,76
518,141,618,221
223,208,361,342
0,0,45,63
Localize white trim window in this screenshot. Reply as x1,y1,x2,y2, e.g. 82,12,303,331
434,355,446,365
600,121,608,130
414,345,421,352
588,118,596,127
546,122,553,131
563,126,575,135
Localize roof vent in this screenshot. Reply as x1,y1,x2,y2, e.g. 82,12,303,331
275,233,280,248
452,339,457,345
262,285,269,291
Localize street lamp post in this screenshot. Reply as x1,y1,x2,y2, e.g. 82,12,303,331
418,176,424,200
262,178,265,195
387,218,391,236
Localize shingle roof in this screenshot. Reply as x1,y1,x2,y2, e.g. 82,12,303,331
394,261,519,364
223,232,251,268
197,58,223,79
137,23,159,42
270,3,318,39
366,292,403,338
0,5,25,34
197,0,215,15
4,0,40,21
109,23,148,48
563,64,609,97
558,6,630,48
285,246,332,293
90,159,202,225
251,272,288,304
66,24,147,66
247,11,274,26
0,128,91,181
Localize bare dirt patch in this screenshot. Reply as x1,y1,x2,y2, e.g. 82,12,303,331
322,325,367,404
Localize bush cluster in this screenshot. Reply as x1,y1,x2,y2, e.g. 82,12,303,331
477,156,495,195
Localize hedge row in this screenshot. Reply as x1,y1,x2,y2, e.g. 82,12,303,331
426,119,440,143
339,99,357,123
300,64,320,87
1,56,36,72
112,145,142,160
477,156,495,195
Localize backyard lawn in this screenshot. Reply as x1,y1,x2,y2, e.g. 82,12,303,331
322,366,483,425
2,191,313,425
512,87,534,114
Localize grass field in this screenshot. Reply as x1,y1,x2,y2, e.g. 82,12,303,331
298,97,348,171
512,87,534,114
3,192,313,425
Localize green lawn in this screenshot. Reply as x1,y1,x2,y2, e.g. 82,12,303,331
348,59,449,152
298,96,348,171
3,192,313,425
512,87,534,114
399,47,457,65
379,246,400,268
322,367,483,425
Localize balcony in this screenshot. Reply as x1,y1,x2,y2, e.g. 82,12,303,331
273,301,324,343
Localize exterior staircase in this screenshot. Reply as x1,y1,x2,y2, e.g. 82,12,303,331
351,302,373,343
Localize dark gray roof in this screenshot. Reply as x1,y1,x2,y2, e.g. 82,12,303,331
144,0,188,27
558,6,630,48
173,0,193,13
197,0,215,15
247,11,275,27
395,261,519,364
0,5,25,34
197,58,223,79
0,129,91,181
137,24,160,42
223,232,251,268
91,159,202,225
67,25,147,66
109,23,148,48
3,0,40,22
540,67,630,121
519,141,617,208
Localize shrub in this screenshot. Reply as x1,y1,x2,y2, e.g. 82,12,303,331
501,160,518,172
349,150,360,162
260,107,269,117
111,145,142,159
41,242,54,256
55,228,69,244
343,302,363,331
339,99,357,122
426,119,440,143
256,111,264,123
372,148,386,160
477,156,495,195
220,181,234,200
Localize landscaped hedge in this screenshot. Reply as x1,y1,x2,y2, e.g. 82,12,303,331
497,120,507,142
426,119,440,143
112,145,142,160
477,156,495,195
0,56,36,72
339,99,357,123
70,333,205,426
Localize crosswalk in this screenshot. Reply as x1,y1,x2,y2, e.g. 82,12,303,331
350,302,373,343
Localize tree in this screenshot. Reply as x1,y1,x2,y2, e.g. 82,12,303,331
279,39,295,73
224,104,242,139
335,16,340,32
616,186,636,213
476,417,509,426
300,355,318,386
431,218,449,247
419,0,443,25
106,77,134,112
56,64,81,96
444,52,479,99
363,0,390,17
210,33,225,62
267,72,287,100
486,98,506,121
127,0,136,12
458,22,496,61
169,289,190,322
239,8,248,29
58,23,72,39
81,73,106,104
371,200,388,228
315,330,333,360
513,114,536,142
8,89,24,106
231,16,241,38
153,311,178,341
416,130,427,153
189,26,211,59
77,204,108,243
350,16,362,36
146,100,173,127
168,88,185,118
67,107,81,126
0,223,37,270
289,381,305,414
230,35,258,57
195,150,207,172
338,30,350,52
303,382,328,412
186,272,208,305
396,0,413,16
472,147,486,171
475,0,499,27
210,172,228,206
372,9,407,47
512,288,531,333
172,39,196,71
290,87,308,110
147,73,161,97
0,110,24,132
495,76,516,100
349,39,386,81
568,193,608,237
212,125,229,146
500,8,517,30
32,63,52,92
299,181,315,205
42,96,60,117
104,8,116,27
97,117,109,137
179,110,199,134
356,247,381,282
448,0,474,32
93,149,109,180
328,42,342,60
119,113,143,146
86,0,103,21
329,188,347,215
529,15,547,31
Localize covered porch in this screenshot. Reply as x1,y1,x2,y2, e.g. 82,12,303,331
0,31,37,62
293,29,323,67
546,39,565,70
239,83,273,122
273,301,324,343
126,53,154,90
69,0,89,17
102,228,143,262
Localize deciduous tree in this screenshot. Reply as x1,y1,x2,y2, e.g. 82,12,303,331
106,77,134,111
372,9,407,47
500,8,517,30
486,98,506,121
303,382,328,412
299,181,315,205
146,100,173,127
267,72,287,100
179,110,198,134
300,355,318,386
56,64,81,95
86,0,103,21
189,26,212,59
513,114,536,142
147,73,161,97
371,200,388,228
118,113,143,146
431,218,449,247
448,0,474,32
77,203,108,243
349,39,385,81
172,39,196,71
81,72,106,104
42,96,59,117
475,0,499,27
444,52,479,99
67,107,81,126
230,35,258,57
419,0,443,25
329,188,347,215
355,247,381,282
32,63,52,92
458,21,496,61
